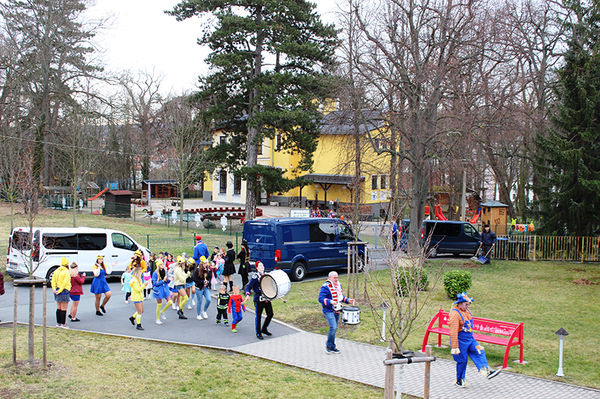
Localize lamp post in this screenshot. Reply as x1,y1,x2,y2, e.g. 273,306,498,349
380,301,390,341
555,327,568,377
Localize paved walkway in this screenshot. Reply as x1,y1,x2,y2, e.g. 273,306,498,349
2,281,599,398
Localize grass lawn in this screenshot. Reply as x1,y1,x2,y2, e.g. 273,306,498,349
248,259,600,389
0,326,383,399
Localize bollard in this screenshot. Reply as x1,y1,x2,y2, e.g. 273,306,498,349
555,328,568,376
13,284,17,365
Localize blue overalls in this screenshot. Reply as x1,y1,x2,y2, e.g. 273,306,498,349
451,308,489,383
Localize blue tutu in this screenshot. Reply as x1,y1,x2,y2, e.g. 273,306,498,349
152,271,172,300
90,268,111,294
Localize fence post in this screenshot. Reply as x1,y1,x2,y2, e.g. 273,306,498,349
43,281,47,368
235,232,238,251
533,236,537,262
12,284,17,365
581,237,585,263
384,340,395,399
424,345,432,399
147,234,150,249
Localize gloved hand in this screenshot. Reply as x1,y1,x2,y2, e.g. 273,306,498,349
476,345,484,354
451,348,460,355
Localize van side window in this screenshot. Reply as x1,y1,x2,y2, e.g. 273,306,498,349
43,233,78,250
428,223,461,236
112,233,137,251
12,231,31,250
78,234,107,250
463,224,477,237
282,225,309,244
337,223,354,241
310,223,335,242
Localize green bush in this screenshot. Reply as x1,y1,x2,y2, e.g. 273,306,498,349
396,267,429,297
443,270,472,299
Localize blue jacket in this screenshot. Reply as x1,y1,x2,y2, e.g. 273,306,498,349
245,273,263,303
480,230,497,246
193,241,209,263
318,281,349,313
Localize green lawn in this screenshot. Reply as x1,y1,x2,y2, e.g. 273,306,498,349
262,259,600,389
0,326,382,399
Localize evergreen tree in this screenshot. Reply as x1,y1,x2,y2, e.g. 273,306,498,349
169,0,337,219
534,0,600,235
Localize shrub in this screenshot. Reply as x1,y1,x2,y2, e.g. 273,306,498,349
443,270,472,299
396,267,429,297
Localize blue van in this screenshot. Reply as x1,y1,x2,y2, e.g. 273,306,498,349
242,218,365,281
421,220,481,257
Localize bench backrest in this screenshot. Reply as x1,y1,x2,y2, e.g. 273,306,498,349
434,309,520,337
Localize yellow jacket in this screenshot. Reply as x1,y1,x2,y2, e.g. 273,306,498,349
129,259,147,273
51,266,72,294
173,265,190,286
129,278,147,302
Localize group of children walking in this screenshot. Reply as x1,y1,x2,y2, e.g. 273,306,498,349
51,240,251,333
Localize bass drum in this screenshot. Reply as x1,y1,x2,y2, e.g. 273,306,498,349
341,306,361,325
260,269,291,300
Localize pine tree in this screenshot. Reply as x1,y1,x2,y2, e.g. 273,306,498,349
534,0,600,235
169,0,337,219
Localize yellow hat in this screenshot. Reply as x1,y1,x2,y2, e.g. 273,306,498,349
97,255,104,259
187,258,195,265
134,250,142,256
61,257,69,266
155,259,164,267
199,256,207,263
177,255,185,263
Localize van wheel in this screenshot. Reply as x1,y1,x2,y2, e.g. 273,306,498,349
290,262,307,282
46,266,58,283
427,247,438,258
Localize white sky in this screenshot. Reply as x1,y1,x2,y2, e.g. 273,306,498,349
85,0,342,96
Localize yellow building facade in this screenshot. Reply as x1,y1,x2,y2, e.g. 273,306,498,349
202,110,393,217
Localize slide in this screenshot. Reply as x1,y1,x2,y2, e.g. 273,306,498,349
434,204,448,221
470,207,481,224
89,187,108,201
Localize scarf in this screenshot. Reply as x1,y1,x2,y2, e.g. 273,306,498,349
327,279,343,305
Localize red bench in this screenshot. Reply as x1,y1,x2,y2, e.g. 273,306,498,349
422,309,524,369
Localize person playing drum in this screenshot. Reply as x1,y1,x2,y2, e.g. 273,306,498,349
245,261,273,340
318,271,355,354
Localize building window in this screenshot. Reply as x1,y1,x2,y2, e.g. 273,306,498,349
373,139,381,150
219,170,227,194
372,175,378,190
380,175,387,189
233,173,241,195
275,134,282,151
257,139,262,155
219,136,226,146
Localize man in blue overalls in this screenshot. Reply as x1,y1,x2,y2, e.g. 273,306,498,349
449,292,501,387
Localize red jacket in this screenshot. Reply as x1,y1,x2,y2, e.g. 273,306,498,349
70,274,86,295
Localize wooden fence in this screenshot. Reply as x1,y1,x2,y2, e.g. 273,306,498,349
492,235,600,262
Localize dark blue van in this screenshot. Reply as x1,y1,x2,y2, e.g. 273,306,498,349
242,218,364,281
421,220,481,257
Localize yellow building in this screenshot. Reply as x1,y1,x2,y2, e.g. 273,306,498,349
202,109,393,217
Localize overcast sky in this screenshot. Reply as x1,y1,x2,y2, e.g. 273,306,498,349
85,0,341,96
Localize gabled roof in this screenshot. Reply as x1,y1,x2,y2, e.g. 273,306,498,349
320,110,386,135
480,200,508,207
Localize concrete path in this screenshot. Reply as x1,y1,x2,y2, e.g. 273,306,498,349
2,280,599,398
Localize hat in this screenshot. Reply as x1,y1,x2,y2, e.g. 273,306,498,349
61,257,69,266
187,258,195,265
199,256,207,263
134,250,142,256
177,255,185,263
155,259,164,267
96,255,104,259
255,261,264,270
226,241,233,248
454,292,474,304
195,235,202,240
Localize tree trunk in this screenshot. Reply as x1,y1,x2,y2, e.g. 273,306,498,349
28,285,35,363
179,179,184,238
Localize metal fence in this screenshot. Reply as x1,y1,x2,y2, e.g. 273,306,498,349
492,235,600,262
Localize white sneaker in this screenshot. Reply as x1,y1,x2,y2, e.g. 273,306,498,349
197,314,204,320
155,319,163,325
172,303,177,310
191,299,196,306
125,300,128,304
202,311,208,319
187,304,192,310
161,314,167,320
61,324,69,329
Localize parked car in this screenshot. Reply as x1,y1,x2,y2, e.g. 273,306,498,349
6,227,150,281
421,220,481,257
242,218,365,281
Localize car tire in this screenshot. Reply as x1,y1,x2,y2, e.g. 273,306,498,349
290,262,307,282
427,247,438,258
46,266,58,283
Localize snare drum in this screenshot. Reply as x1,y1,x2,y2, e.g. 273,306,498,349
260,270,291,300
341,306,360,325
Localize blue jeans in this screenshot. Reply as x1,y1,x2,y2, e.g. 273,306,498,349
324,311,339,350
195,287,211,315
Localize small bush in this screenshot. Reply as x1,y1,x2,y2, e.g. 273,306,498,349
396,267,429,297
443,270,472,299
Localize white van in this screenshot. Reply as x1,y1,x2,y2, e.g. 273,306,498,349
6,227,150,281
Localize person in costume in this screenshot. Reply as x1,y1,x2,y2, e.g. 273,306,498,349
152,259,173,325
449,292,501,388
173,255,191,319
143,267,153,299
68,262,85,322
121,266,133,303
193,235,209,264
228,285,246,333
90,255,112,316
244,261,273,340
167,256,179,310
215,284,229,325
318,271,355,354
223,241,236,292
192,257,212,320
51,257,72,328
479,225,497,264
237,239,250,291
185,257,196,309
128,269,148,331
129,249,147,272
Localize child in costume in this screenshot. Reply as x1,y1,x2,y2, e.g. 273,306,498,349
173,255,191,319
51,257,71,328
121,266,132,303
449,292,501,387
216,285,229,325
185,257,196,309
152,259,173,325
227,285,246,333
91,255,112,316
167,257,178,310
142,267,152,299
68,262,85,322
129,269,148,330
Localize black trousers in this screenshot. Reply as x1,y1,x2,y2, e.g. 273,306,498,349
216,308,228,320
255,300,273,335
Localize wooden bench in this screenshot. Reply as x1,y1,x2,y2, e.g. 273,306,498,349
422,309,524,369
